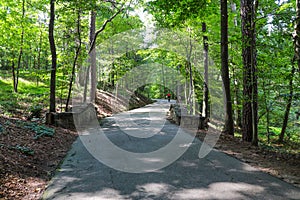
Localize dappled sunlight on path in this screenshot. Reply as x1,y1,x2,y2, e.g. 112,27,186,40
43,101,300,200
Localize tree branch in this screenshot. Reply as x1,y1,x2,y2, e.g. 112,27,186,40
89,6,124,53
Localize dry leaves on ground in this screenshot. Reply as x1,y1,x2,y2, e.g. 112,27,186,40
0,116,77,200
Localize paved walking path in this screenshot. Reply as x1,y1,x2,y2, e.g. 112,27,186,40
43,100,300,200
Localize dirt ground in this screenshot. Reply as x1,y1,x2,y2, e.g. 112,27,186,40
0,118,299,199
0,116,77,200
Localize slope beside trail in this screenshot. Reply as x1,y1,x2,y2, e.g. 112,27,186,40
0,89,153,200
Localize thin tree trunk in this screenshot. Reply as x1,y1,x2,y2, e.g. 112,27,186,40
89,10,97,103
12,61,16,91
36,29,43,86
110,44,115,88
184,77,188,105
187,28,194,114
89,7,123,53
202,22,209,118
230,1,242,128
221,0,234,135
162,63,165,97
15,0,26,93
250,0,259,146
66,9,82,112
294,0,300,72
49,0,57,113
279,65,295,143
262,80,271,143
37,29,43,70
232,66,242,128
188,61,194,114
83,65,90,103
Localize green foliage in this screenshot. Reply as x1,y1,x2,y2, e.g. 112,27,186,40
12,145,35,156
0,143,35,155
0,73,48,116
146,0,207,27
0,0,298,150
16,120,55,139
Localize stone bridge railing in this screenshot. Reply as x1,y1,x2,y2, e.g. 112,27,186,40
46,103,96,130
169,104,208,130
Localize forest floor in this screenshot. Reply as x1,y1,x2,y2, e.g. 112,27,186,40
197,130,300,188
0,116,78,200
0,99,299,199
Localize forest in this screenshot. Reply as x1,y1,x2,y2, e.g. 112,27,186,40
0,0,299,199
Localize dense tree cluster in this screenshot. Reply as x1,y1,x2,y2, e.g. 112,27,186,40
0,0,299,144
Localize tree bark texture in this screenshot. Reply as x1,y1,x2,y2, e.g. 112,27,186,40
221,0,234,135
251,0,259,146
240,0,258,143
202,22,209,118
15,0,26,93
294,0,300,71
49,0,57,113
89,10,97,103
12,61,16,92
66,9,81,112
279,66,295,143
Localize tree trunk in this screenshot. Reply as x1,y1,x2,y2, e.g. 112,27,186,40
49,0,57,114
230,1,242,128
262,80,271,143
83,65,90,103
162,63,165,96
232,66,242,128
202,22,209,118
188,61,194,114
12,61,16,91
241,0,258,143
279,66,295,143
251,0,259,146
37,29,43,70
187,29,194,114
111,63,115,87
66,9,81,112
15,0,26,93
89,10,97,103
221,0,234,135
294,0,300,72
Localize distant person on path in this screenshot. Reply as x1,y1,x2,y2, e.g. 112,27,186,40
167,93,171,102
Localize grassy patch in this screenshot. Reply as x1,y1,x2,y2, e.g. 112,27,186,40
0,77,49,117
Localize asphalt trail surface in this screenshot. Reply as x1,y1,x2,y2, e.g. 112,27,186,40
43,100,300,200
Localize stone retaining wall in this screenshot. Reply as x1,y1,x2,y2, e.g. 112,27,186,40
169,104,208,130
46,103,96,130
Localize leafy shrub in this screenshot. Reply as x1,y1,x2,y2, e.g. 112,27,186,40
16,121,55,139
13,145,35,156
28,105,43,119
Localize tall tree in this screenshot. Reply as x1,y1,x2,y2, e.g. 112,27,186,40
295,0,300,72
221,0,234,135
240,0,258,145
89,10,97,103
88,3,124,102
202,22,209,118
66,8,82,111
279,65,295,143
15,0,26,93
251,0,259,146
279,0,300,141
49,0,57,113
229,0,242,129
